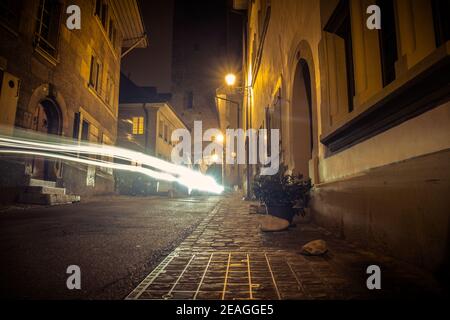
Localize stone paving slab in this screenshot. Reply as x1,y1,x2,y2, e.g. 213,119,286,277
127,195,443,300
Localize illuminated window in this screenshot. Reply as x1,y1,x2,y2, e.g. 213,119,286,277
132,117,144,135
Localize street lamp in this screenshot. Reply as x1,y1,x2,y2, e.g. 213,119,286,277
216,134,224,144
211,153,219,163
225,73,236,86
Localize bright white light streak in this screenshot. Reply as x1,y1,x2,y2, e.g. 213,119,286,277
0,134,224,194
0,149,176,181
1,136,203,179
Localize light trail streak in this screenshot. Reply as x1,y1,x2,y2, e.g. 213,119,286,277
0,131,224,194
0,149,177,182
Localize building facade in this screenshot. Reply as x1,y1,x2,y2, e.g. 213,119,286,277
117,74,189,194
234,0,450,282
0,0,147,200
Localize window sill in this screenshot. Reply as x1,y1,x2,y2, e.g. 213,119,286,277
34,46,58,67
321,43,450,155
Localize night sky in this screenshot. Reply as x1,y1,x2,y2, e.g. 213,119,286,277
121,0,174,93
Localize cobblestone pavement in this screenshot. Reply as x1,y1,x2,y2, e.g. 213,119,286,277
127,194,443,300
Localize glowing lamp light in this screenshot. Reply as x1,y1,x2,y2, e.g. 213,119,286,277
0,130,225,195
216,134,224,143
225,73,236,86
211,154,219,162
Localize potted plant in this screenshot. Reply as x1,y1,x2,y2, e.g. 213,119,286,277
253,165,312,223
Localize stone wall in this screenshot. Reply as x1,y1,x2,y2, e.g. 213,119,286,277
0,0,123,196
60,163,115,197
311,150,450,279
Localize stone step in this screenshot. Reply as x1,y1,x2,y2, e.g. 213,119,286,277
24,186,66,195
28,179,56,188
18,193,81,206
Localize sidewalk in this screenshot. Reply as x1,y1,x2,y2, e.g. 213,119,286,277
127,194,443,300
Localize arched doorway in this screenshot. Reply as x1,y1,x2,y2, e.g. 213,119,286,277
291,59,313,177
31,99,62,180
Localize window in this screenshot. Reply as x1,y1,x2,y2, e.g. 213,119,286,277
185,91,194,109
81,120,89,141
105,72,114,106
73,113,81,139
158,120,164,138
108,18,117,47
101,2,108,28
164,124,169,142
378,0,398,87
432,0,450,47
89,55,102,91
94,0,108,29
0,0,22,32
35,0,62,58
132,117,144,135
324,0,355,112
94,0,101,17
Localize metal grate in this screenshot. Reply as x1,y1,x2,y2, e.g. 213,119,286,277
126,251,325,300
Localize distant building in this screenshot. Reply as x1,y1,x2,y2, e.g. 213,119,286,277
117,74,188,194
0,0,147,203
234,0,450,282
170,0,242,133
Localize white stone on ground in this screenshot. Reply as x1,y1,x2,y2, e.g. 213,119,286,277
300,239,328,255
260,215,290,232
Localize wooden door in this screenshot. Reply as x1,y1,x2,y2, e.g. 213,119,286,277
31,104,49,179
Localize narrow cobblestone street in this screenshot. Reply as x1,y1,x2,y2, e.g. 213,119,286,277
127,194,443,300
